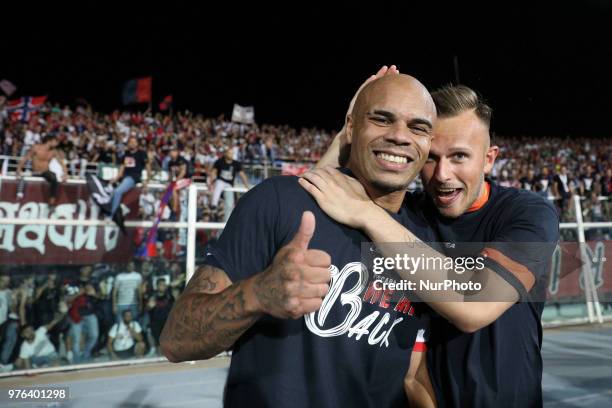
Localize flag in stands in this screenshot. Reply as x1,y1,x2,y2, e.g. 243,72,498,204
0,79,17,96
122,76,152,105
231,103,255,124
137,182,175,258
6,96,47,122
159,94,173,111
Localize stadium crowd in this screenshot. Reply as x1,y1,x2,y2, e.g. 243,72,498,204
1,101,610,222
0,261,184,372
0,101,330,176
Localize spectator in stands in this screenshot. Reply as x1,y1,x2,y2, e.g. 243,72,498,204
18,276,36,327
146,145,161,175
137,261,157,356
109,136,151,229
33,273,66,351
67,271,100,363
34,273,60,327
140,261,155,294
498,169,512,188
167,145,189,214
1,126,15,157
209,148,250,220
263,137,278,164
553,165,573,218
146,278,174,355
0,275,18,371
15,312,66,369
16,135,68,206
602,168,612,196
138,186,157,220
579,164,597,196
584,192,605,222
519,168,537,192
91,139,116,165
94,268,114,357
107,310,146,360
21,123,42,157
168,262,186,300
112,262,142,323
537,167,554,199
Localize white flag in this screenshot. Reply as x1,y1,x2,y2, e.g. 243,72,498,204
231,103,255,124
0,79,17,97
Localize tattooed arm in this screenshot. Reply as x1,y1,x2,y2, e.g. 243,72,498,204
159,211,331,362
159,264,260,362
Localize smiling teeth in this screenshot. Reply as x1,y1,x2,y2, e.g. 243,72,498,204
377,152,408,164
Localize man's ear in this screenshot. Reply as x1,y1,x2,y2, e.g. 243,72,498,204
484,145,499,175
339,115,354,167
345,114,354,144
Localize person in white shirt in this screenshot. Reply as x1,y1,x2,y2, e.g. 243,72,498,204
112,262,142,322
15,313,65,369
107,310,146,359
21,124,42,157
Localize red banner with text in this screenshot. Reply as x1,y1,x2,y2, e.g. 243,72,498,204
0,179,140,265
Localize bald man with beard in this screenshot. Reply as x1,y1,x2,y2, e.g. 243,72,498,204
161,70,440,407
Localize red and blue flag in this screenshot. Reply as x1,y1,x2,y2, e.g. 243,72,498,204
122,77,152,105
6,96,47,122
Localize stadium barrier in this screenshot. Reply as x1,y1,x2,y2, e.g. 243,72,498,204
2,155,289,186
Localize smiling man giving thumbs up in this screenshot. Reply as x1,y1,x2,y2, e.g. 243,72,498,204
161,68,439,408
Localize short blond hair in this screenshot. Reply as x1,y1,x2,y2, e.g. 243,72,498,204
431,85,492,128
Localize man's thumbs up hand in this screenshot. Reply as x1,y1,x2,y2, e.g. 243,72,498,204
250,211,332,319
286,211,316,251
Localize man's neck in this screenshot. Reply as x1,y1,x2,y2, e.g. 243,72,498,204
346,164,405,213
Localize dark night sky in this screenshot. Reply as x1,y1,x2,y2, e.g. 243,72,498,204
3,1,612,138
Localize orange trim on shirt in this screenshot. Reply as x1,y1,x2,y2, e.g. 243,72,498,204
481,247,536,291
466,181,490,213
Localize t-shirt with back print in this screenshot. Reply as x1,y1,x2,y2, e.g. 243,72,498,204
204,170,437,408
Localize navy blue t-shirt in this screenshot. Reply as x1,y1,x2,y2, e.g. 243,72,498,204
405,182,559,408
205,173,436,408
121,149,147,183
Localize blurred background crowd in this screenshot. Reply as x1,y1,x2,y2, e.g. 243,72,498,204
1,101,610,223
0,261,183,372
